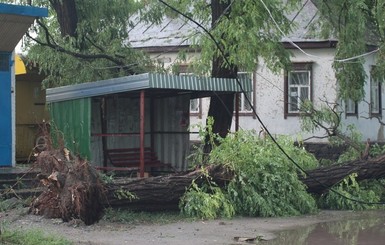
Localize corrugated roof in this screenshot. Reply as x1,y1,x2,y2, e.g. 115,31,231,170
0,3,48,52
46,73,252,103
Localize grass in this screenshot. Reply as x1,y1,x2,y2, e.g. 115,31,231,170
0,227,72,245
102,208,193,225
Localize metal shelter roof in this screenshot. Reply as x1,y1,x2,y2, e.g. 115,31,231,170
46,73,252,103
0,3,48,52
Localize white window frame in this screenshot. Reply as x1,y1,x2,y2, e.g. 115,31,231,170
236,72,254,113
190,97,200,114
284,63,312,118
345,99,358,116
370,76,381,116
180,72,202,116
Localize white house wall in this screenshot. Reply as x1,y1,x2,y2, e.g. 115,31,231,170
242,48,338,142
146,48,383,143
342,53,384,142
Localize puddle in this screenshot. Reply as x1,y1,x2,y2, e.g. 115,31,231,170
262,215,385,245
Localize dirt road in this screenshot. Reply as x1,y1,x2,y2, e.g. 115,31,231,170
1,209,380,245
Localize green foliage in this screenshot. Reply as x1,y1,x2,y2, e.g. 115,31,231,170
315,0,384,102
369,143,385,157
300,100,341,136
170,0,300,75
209,131,318,217
16,0,305,87
182,129,319,219
0,227,72,245
13,0,152,88
0,197,26,212
180,181,234,219
318,174,381,211
114,188,138,201
99,172,115,184
187,117,218,167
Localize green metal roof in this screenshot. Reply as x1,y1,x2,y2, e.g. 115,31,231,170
46,73,252,103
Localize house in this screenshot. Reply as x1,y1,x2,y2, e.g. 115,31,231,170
128,0,383,144
0,3,48,167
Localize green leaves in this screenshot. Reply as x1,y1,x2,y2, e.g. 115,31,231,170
216,132,318,217
179,181,235,219
181,130,319,219
318,174,381,210
315,0,385,102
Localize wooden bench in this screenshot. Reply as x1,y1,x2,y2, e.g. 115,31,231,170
96,147,170,172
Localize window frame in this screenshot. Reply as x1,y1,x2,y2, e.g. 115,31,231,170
177,65,202,118
284,62,313,119
345,99,358,117
235,72,255,117
370,69,382,117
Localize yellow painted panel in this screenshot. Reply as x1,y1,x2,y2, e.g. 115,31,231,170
15,55,26,75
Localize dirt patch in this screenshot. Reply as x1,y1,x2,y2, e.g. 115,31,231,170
1,209,380,245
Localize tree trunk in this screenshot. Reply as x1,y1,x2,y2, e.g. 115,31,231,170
300,154,385,194
105,155,385,210
204,0,237,152
106,164,234,211
49,0,78,37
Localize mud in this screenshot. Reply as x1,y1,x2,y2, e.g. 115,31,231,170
1,209,385,244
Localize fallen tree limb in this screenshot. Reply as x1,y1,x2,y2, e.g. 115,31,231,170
105,164,234,210
300,154,385,194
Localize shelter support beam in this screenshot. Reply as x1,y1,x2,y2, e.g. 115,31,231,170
140,90,145,178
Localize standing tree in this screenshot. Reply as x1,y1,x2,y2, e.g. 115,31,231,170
13,0,152,87
155,0,299,142
12,0,301,142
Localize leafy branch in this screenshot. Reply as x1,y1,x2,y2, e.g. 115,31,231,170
27,19,136,74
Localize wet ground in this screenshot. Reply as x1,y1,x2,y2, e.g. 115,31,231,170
263,212,385,245
1,209,385,244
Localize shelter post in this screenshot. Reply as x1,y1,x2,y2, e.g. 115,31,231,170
140,90,145,177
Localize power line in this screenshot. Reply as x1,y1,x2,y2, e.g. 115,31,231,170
157,0,385,206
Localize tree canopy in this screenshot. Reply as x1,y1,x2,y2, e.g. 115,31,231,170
312,0,385,101
12,0,152,87
11,0,301,88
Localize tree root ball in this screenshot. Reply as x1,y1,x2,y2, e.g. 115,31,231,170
30,149,106,225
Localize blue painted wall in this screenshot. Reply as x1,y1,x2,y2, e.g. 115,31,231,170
0,52,11,166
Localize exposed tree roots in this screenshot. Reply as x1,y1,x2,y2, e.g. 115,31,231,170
30,149,106,225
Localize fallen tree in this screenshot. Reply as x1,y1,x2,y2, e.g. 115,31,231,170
105,154,385,210
105,164,234,211
29,147,385,224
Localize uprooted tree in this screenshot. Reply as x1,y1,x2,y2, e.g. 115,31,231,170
29,126,385,224
30,149,106,225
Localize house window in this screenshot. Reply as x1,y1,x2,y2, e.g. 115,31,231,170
178,68,202,117
370,75,382,116
284,63,312,117
235,72,254,113
345,99,358,116
190,98,200,113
